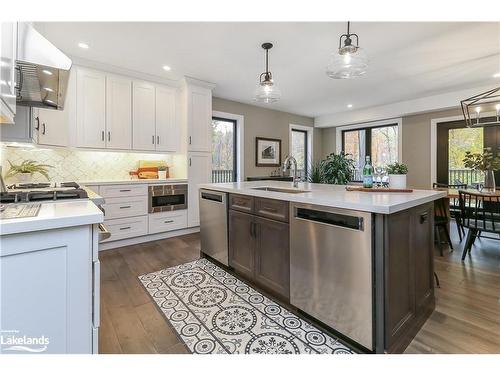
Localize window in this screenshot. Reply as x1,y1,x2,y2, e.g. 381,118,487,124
342,124,399,181
211,117,237,182
291,129,308,179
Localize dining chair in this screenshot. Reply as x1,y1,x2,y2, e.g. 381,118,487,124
433,182,468,241
433,195,454,256
458,191,500,261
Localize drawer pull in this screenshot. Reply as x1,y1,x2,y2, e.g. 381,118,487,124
164,220,174,224
119,226,131,231
119,189,131,192
119,206,131,209
262,207,278,213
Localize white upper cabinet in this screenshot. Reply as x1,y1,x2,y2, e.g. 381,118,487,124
76,68,106,148
0,22,17,124
187,85,212,152
36,107,69,146
106,75,132,149
132,81,156,151
155,85,178,152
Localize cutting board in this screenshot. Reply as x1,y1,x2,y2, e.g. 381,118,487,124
345,186,414,193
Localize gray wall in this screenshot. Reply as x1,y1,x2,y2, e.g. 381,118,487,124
320,127,337,159
212,97,318,178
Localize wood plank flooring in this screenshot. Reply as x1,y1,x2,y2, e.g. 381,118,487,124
98,226,500,354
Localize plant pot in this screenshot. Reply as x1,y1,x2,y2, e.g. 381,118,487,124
389,174,407,189
17,173,33,183
483,170,496,193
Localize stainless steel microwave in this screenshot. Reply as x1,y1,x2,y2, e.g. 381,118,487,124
148,184,188,213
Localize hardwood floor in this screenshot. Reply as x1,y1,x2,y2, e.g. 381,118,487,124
98,226,500,354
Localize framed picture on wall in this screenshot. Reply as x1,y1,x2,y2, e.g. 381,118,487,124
255,137,281,167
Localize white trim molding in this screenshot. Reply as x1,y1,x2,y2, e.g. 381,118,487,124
212,110,245,182
335,118,403,162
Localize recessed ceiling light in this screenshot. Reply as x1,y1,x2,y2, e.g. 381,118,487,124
162,65,171,71
78,42,89,49
42,69,53,76
347,104,353,108
43,87,54,92
494,72,500,78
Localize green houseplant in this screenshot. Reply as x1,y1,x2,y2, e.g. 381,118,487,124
386,162,409,189
463,147,500,192
5,160,53,182
307,160,325,183
321,152,356,185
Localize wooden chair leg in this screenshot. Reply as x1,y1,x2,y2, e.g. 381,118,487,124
435,226,443,256
434,272,440,288
443,225,454,251
455,219,463,242
462,230,475,260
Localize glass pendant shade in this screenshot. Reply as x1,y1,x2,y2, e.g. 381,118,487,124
254,80,281,103
326,46,368,79
254,42,281,103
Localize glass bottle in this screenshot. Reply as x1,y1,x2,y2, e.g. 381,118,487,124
363,156,374,188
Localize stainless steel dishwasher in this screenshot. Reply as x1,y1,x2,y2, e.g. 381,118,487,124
290,203,373,350
199,189,229,266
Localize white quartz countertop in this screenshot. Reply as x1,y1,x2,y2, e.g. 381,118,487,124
1,200,104,236
79,178,187,186
199,181,446,214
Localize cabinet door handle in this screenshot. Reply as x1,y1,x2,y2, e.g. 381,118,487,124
249,221,254,237
189,158,192,167
152,135,155,144
420,213,428,224
189,136,192,145
119,205,131,209
101,130,105,141
164,220,174,224
42,123,46,135
34,116,40,131
108,131,111,142
119,189,131,192
157,135,160,144
119,226,131,231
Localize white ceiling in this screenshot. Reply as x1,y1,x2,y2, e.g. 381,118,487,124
35,22,500,119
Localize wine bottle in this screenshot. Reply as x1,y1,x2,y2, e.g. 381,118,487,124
363,156,374,188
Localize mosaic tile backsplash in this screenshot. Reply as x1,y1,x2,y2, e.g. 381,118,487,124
1,146,187,183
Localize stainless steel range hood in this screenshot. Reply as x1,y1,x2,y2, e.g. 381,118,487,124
15,23,72,110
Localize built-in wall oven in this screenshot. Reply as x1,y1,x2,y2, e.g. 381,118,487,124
148,184,188,213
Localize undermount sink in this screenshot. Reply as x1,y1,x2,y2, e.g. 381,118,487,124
251,186,310,194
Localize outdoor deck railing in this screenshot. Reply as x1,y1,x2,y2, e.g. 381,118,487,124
448,168,483,186
211,169,234,183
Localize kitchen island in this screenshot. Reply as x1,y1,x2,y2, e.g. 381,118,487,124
198,181,446,354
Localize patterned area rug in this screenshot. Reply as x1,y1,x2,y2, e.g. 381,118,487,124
139,258,354,354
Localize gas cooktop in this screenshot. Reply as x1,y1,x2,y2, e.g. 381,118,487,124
0,182,89,204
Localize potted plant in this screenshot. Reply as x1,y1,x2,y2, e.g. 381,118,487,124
307,160,325,183
321,152,356,185
463,147,500,193
386,162,409,189
5,160,53,183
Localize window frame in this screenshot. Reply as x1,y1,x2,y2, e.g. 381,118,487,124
211,116,238,182
291,128,309,179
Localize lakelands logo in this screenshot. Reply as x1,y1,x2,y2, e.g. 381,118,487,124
0,330,50,353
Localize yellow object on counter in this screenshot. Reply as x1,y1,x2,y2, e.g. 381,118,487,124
138,160,168,169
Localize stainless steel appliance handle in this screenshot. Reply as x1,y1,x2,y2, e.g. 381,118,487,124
200,191,225,203
98,223,111,242
295,207,364,231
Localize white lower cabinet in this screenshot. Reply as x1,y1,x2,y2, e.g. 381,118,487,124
102,215,148,242
148,210,188,234
0,225,98,354
102,196,148,220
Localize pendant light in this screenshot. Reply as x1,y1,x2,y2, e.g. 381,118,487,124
461,86,500,128
326,22,368,79
254,43,281,103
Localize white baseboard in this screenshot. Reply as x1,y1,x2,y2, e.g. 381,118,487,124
99,226,200,251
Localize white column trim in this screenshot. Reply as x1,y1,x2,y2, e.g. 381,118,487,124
212,110,245,182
